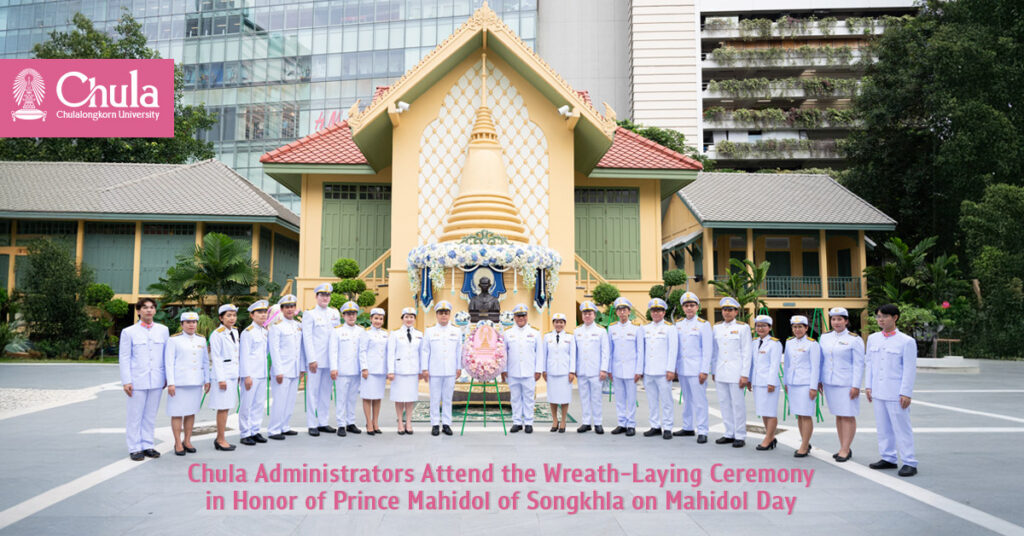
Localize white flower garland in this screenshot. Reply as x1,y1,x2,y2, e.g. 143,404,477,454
407,241,561,301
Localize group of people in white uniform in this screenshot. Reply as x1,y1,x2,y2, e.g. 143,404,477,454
119,288,918,476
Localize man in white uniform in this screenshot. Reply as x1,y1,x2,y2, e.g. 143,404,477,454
866,303,919,477
575,301,610,434
639,298,678,440
420,301,463,436
268,294,302,439
119,297,168,461
238,300,270,446
502,304,544,433
712,297,752,448
329,300,364,436
605,297,642,436
302,283,340,436
673,291,713,443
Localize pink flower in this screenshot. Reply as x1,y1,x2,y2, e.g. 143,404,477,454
941,301,950,309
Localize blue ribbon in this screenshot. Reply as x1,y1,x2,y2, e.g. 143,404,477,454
419,267,433,308
460,266,506,299
533,268,547,310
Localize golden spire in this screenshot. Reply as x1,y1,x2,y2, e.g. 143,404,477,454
439,54,529,243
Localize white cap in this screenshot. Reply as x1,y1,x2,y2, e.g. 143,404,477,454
512,304,529,315
278,294,297,306
579,301,598,313
790,315,809,326
719,297,740,309
340,301,360,313
180,311,199,322
552,313,567,322
370,307,386,316
401,307,417,317
753,314,773,326
314,282,333,294
828,307,849,318
248,300,269,313
612,297,633,309
680,291,700,305
218,304,238,315
434,300,453,312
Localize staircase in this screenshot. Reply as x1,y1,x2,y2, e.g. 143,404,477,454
359,249,391,307
574,254,609,303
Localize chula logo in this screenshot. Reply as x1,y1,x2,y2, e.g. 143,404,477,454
11,68,46,121
56,69,159,108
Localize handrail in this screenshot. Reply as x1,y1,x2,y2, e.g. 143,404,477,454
574,254,608,297
359,249,391,290
281,278,294,296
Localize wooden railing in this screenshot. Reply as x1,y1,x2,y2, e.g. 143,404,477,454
359,249,391,292
281,278,294,297
574,254,608,298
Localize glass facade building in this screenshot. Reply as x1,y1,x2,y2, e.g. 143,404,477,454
0,0,537,212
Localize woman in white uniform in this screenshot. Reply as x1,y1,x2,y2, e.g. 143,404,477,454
360,307,388,435
164,311,210,455
750,314,783,451
388,307,422,435
783,315,821,458
542,313,576,433
209,304,240,451
819,307,865,462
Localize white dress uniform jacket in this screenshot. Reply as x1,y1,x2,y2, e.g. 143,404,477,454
209,325,240,382
119,321,169,453
820,330,866,388
165,332,209,386
712,320,752,383
388,327,424,376
239,324,269,380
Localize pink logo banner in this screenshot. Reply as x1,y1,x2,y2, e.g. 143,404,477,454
1,59,175,138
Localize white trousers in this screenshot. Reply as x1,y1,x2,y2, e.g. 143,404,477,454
508,376,536,425
578,375,603,425
613,376,637,427
643,375,674,430
334,375,360,427
238,377,267,437
429,375,455,426
269,377,299,435
304,367,333,428
875,399,917,467
717,381,747,440
125,388,162,452
679,375,709,435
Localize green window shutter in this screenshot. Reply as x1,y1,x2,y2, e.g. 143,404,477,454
837,248,852,277
574,188,640,280
140,223,196,292
273,234,299,287
0,254,8,289
802,251,820,277
83,222,135,294
320,184,391,275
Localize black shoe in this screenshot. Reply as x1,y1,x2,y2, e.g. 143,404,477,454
625,427,636,437
431,425,440,436
550,425,559,432
398,429,406,435
510,424,523,433
525,425,533,434
611,426,627,435
674,429,695,437
869,460,898,470
794,444,811,457
756,438,777,451
214,441,236,451
347,424,362,434
143,448,161,458
337,427,347,437
715,436,734,444
282,430,298,436
898,465,918,477
442,425,453,436
558,426,565,433
174,448,186,456
836,449,852,462
253,434,267,443
240,436,256,446
319,425,336,433
663,430,672,440
269,433,286,440
308,427,320,437
183,445,197,453
129,451,145,461
732,439,745,448
697,434,707,444
643,428,662,437
577,424,592,433
366,429,376,436
406,427,413,435
594,425,604,435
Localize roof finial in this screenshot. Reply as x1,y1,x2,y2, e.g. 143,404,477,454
480,52,488,108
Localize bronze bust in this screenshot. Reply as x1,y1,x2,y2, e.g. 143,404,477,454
469,277,500,323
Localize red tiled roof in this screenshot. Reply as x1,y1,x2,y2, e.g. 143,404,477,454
596,127,704,171
260,120,368,165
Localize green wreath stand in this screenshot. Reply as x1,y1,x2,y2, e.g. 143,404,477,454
459,379,508,436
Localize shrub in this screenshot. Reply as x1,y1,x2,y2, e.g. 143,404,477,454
85,283,115,306
337,278,367,296
357,290,377,308
648,285,667,300
332,258,360,279
18,239,92,347
663,269,687,288
592,283,620,307
102,298,130,317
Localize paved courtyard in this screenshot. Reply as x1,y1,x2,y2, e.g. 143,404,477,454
0,361,1022,536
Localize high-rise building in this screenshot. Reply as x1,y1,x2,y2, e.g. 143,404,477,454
0,0,538,212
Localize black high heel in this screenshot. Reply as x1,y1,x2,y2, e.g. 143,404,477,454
836,449,852,462
756,438,777,451
794,444,812,458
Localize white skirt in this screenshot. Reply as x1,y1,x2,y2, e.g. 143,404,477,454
824,383,860,417
787,384,816,417
753,385,780,418
360,373,386,400
166,385,203,417
390,374,420,402
546,375,572,405
208,380,239,411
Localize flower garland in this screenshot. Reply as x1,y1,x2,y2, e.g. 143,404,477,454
461,320,506,382
407,241,561,301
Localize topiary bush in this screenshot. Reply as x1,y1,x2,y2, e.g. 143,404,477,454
85,283,115,306
102,298,130,318
357,290,377,308
592,283,620,307
332,258,360,279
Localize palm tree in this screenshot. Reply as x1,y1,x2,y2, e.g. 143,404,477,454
709,258,770,322
148,232,267,314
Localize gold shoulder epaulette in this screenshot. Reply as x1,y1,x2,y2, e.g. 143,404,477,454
849,332,858,337
245,325,254,331
808,337,816,342
215,326,225,333
171,332,182,337
770,337,779,341
787,336,794,340
664,321,673,326
698,317,707,323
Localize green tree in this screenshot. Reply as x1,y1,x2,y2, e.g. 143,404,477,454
960,184,1024,358
842,0,1024,254
330,257,376,307
616,119,711,170
148,232,267,314
17,239,93,354
0,12,216,163
708,259,769,323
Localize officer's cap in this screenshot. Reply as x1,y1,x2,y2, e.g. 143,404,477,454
790,315,809,326
648,298,668,310
512,304,529,316
278,294,298,306
552,313,567,322
753,314,773,326
434,300,453,312
314,282,333,295
680,291,700,306
248,300,269,313
579,301,598,313
340,301,360,314
719,297,740,309
828,307,849,318
218,303,238,315
370,307,386,316
612,297,633,310
401,306,417,317
180,311,199,322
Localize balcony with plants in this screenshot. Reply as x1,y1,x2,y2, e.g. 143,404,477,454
703,77,860,102
703,106,858,130
702,45,871,71
701,15,912,41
